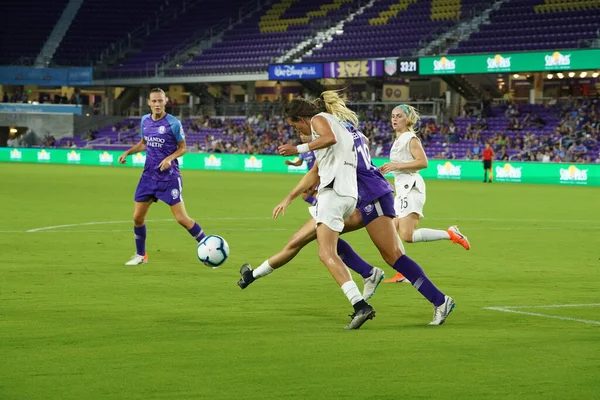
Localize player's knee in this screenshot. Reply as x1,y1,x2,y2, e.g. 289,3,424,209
317,248,335,265
133,215,145,226
399,230,413,243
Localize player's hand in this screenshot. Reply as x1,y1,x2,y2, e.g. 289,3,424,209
118,153,128,164
278,144,298,156
379,162,398,174
158,158,172,171
272,198,291,219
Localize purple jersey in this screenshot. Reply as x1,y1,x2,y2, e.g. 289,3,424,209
344,123,394,209
299,151,316,170
140,113,185,181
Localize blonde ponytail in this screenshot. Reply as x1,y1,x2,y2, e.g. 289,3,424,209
317,90,359,126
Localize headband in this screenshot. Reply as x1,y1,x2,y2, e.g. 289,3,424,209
394,105,410,117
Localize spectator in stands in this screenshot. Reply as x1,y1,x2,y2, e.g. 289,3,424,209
3,92,8,103
498,146,509,161
472,142,481,157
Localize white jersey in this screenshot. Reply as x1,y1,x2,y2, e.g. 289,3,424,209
389,131,426,196
310,112,358,199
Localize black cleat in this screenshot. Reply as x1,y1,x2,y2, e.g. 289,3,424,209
344,304,376,330
237,263,255,289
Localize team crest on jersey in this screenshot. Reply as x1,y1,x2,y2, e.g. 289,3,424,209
171,188,180,199
364,204,374,215
158,126,166,134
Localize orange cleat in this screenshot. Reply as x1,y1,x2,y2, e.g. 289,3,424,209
383,272,410,283
447,225,470,250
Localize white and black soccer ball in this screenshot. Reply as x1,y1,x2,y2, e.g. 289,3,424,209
197,235,230,267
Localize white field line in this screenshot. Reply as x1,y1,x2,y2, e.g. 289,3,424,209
485,304,600,326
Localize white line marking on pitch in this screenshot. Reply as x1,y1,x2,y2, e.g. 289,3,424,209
485,304,600,326
25,218,271,232
428,217,600,224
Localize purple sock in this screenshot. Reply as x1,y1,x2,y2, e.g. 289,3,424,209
337,238,374,279
188,222,206,243
134,225,146,256
304,196,318,206
393,255,445,306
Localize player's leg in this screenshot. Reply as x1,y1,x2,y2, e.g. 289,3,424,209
398,190,470,250
161,177,206,243
126,200,153,265
338,208,385,299
315,189,374,329
365,210,455,325
488,164,493,183
127,176,156,265
238,205,376,290
238,218,318,289
316,223,374,330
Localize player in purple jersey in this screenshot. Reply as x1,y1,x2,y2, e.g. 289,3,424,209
238,93,455,326
284,143,318,206
117,88,206,265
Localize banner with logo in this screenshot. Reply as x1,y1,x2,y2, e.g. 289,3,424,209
1,148,598,186
323,60,384,78
0,66,93,86
419,49,600,75
382,84,409,102
267,63,323,80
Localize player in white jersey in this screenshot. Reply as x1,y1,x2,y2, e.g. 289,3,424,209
380,104,471,283
274,92,375,329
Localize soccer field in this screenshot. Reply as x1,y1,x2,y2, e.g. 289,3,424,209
1,164,599,399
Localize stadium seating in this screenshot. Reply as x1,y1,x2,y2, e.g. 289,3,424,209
451,0,600,54
304,0,484,61
1,0,69,65
168,0,363,75
53,0,184,66
114,0,254,75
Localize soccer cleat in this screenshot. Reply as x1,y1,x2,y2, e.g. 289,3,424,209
383,272,410,283
344,304,376,330
362,267,384,300
237,263,255,289
125,253,148,266
447,225,471,250
429,295,455,326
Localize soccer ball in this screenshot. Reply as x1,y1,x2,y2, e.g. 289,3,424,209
197,235,230,267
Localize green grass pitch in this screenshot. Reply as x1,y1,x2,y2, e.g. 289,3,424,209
1,163,599,399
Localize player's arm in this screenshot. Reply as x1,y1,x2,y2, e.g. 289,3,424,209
273,162,320,219
158,121,187,171
278,116,336,156
380,138,428,174
118,138,146,164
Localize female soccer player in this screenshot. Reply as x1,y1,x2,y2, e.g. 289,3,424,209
380,105,470,283
117,88,206,265
239,92,454,327
284,148,318,206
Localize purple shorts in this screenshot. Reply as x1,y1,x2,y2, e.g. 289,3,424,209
358,192,396,226
134,175,183,206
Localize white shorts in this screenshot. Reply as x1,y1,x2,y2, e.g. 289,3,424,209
395,188,425,219
308,188,356,232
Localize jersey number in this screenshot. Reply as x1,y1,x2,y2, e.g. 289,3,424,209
356,143,373,170
398,197,408,210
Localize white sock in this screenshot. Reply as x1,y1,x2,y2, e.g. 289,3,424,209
412,228,451,243
341,281,363,305
252,260,274,279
